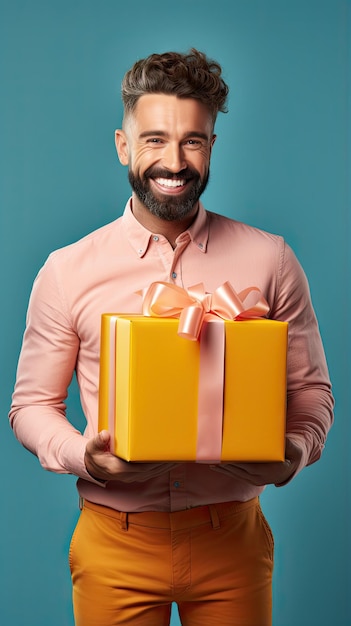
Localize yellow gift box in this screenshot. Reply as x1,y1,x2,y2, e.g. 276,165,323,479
98,313,287,462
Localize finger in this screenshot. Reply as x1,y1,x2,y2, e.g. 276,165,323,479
100,456,170,481
285,438,294,457
88,430,111,454
96,430,111,448
210,464,252,481
135,462,178,481
116,462,178,483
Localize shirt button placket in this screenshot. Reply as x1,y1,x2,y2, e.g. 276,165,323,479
169,468,187,510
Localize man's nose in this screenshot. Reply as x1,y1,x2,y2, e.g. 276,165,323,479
162,142,186,173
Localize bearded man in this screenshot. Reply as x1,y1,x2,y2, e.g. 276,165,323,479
10,49,333,626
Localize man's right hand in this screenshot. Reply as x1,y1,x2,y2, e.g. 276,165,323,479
84,430,178,483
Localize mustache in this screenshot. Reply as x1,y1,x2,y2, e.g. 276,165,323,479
143,165,200,181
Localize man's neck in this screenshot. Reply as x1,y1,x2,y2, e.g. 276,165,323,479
130,195,199,248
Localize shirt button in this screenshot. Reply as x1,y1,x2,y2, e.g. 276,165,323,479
153,235,159,241
173,481,181,488
171,272,177,279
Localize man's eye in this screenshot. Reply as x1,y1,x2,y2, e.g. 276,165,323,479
147,138,163,144
186,139,201,146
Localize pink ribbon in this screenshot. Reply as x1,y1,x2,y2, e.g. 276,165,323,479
140,282,270,462
107,316,119,454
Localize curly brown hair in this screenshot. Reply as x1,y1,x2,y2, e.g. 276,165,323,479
121,48,229,125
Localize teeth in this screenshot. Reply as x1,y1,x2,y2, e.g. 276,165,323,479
155,178,186,188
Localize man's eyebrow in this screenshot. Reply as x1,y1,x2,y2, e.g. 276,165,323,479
183,131,210,141
138,130,210,140
139,131,168,138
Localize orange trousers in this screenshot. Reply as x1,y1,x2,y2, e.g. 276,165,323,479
69,497,273,625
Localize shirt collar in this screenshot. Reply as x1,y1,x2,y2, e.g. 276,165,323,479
121,198,209,258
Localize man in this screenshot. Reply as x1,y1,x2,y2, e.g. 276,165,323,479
9,49,333,626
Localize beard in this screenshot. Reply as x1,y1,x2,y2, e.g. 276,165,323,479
128,164,210,222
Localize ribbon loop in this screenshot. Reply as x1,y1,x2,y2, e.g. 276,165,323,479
140,281,197,319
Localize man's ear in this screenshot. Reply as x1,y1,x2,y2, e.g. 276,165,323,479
115,129,129,165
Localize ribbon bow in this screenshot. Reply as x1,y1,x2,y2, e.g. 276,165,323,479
140,281,270,340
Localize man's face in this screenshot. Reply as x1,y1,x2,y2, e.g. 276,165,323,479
115,94,216,221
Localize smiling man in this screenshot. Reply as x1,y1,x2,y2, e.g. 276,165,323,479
116,94,215,236
9,49,334,626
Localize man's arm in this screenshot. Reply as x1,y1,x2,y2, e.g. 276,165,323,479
212,242,334,486
9,256,175,483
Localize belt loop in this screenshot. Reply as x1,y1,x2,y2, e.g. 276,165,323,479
120,511,129,531
208,505,220,529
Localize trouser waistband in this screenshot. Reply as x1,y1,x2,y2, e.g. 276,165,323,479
81,497,258,531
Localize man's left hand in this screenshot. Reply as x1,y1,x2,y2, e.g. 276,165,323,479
210,437,303,486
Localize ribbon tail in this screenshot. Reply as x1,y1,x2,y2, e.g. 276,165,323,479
178,304,206,340
108,316,118,454
196,319,225,462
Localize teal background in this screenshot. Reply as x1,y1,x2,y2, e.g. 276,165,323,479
1,0,350,624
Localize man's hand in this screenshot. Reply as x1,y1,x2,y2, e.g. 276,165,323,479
84,430,178,483
209,437,303,486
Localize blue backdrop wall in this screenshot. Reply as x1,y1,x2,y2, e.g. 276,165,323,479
1,1,350,625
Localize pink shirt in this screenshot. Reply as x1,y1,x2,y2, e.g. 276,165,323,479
9,201,334,512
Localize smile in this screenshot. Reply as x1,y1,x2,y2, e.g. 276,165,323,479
154,177,187,188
